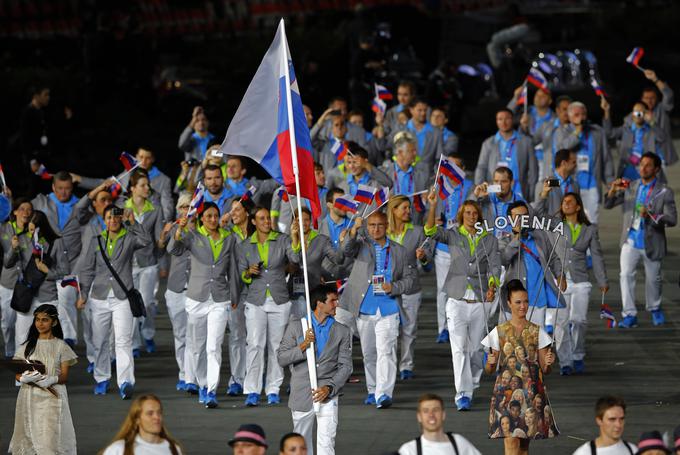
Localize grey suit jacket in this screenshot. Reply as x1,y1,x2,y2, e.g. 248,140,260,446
531,176,580,218
124,199,163,268
31,194,82,273
288,232,343,296
79,223,153,300
0,222,31,289
339,236,416,317
5,237,69,303
387,124,444,176
554,123,614,191
237,232,301,305
387,223,433,294
603,180,677,261
603,118,669,181
474,133,537,202
380,161,432,195
653,85,678,165
277,316,352,412
318,216,354,280
427,225,501,300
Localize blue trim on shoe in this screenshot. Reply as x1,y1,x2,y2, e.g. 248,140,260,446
94,380,109,395
65,338,76,349
652,309,665,326
120,382,134,400
363,393,376,405
376,394,393,409
573,360,585,374
436,329,450,344
205,391,218,408
176,380,186,391
619,315,638,328
456,396,471,411
560,366,573,376
198,387,208,404
132,349,141,359
86,362,94,374
245,393,260,407
185,383,199,394
227,383,243,396
400,369,415,380
144,338,156,353
267,393,281,405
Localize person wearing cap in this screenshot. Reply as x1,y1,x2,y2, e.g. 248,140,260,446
572,396,637,455
672,425,680,455
228,424,267,455
277,285,352,455
635,431,670,455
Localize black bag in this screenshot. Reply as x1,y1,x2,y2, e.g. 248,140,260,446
96,236,146,318
10,246,51,313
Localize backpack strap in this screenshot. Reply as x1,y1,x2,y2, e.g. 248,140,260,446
589,440,597,455
415,437,422,455
446,433,459,455
623,440,634,455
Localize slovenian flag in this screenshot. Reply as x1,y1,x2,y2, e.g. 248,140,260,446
187,182,205,218
35,163,51,180
412,193,427,213
516,83,528,106
336,278,347,296
241,185,256,201
375,84,393,101
600,303,616,328
438,176,453,200
626,47,644,67
590,78,607,98
354,184,376,205
330,139,348,162
526,68,549,93
119,151,137,172
32,228,43,256
333,195,359,214
375,186,390,207
277,187,290,202
109,181,123,199
372,97,387,114
61,275,80,291
439,157,465,186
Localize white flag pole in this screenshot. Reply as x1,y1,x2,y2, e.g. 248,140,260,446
280,19,320,412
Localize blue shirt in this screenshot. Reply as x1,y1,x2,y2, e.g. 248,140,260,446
442,127,456,144
48,193,78,231
359,240,399,316
490,191,523,237
310,313,335,357
347,172,371,197
147,166,161,180
436,179,473,253
494,131,523,197
392,163,415,196
529,106,555,135
192,131,215,159
521,234,560,308
554,171,575,195
325,214,353,250
627,179,656,249
407,119,434,155
572,128,597,190
204,188,232,214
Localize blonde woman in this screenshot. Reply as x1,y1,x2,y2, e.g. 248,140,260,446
101,395,183,455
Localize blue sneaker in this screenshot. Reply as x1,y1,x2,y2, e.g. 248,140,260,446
376,394,393,409
176,380,186,391
65,338,76,349
560,366,573,376
456,396,471,411
245,393,260,407
618,315,638,328
545,325,554,335
132,349,141,359
144,338,156,353
573,360,585,374
651,309,665,326
185,383,199,394
198,387,208,404
267,393,281,405
120,382,134,399
400,370,414,380
227,382,243,396
436,329,450,344
363,393,376,405
205,391,218,408
86,362,94,374
94,380,109,395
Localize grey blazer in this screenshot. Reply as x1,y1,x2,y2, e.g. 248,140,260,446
387,124,444,176
237,232,301,305
5,238,70,303
339,236,416,317
318,216,354,281
163,225,191,294
653,85,678,165
277,317,352,412
72,196,107,276
603,118,669,181
427,225,501,301
603,180,677,261
79,223,153,300
380,162,432,195
288,232,343,296
31,194,83,273
387,223,433,294
0,222,31,289
554,123,614,191
124,199,163,268
474,133,537,202
531,176,580,218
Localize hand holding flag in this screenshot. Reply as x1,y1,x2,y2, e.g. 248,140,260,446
438,156,465,186
61,275,82,299
30,160,52,180
590,77,607,99
330,139,348,163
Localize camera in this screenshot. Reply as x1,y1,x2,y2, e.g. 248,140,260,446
547,178,560,188
186,158,199,167
632,111,644,118
111,207,124,217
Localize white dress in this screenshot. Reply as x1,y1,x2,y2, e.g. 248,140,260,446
9,338,78,455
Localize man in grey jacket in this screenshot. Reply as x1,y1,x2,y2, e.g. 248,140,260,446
277,285,352,455
178,106,216,162
604,152,677,328
533,149,580,216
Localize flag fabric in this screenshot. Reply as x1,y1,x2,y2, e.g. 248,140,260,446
35,164,51,180
0,163,7,188
412,193,427,213
354,184,376,205
600,304,617,328
119,151,137,171
526,68,549,92
109,181,123,199
626,47,644,66
336,278,347,296
439,157,465,186
241,185,257,201
330,139,348,162
371,97,387,114
218,20,321,223
375,186,390,207
187,182,205,218
32,228,43,256
590,78,607,97
61,275,80,291
333,195,359,214
375,84,393,101
516,83,528,106
277,187,290,202
437,176,453,200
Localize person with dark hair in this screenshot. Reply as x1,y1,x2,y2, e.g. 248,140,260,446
203,164,232,214
425,192,501,411
271,163,329,235
319,189,354,252
387,98,443,174
325,141,390,202
639,68,678,167
239,206,301,406
483,280,556,453
430,107,459,156
277,285,352,455
398,393,481,455
475,108,537,202
77,203,152,398
221,155,279,206
0,197,33,358
279,432,307,455
178,106,216,162
473,166,525,239
169,201,237,408
537,95,573,183
572,396,636,454
10,304,77,454
534,148,579,216
602,99,670,183
101,394,183,455
604,152,677,328
384,81,417,135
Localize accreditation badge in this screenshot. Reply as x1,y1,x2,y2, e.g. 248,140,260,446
372,275,386,295
577,154,590,172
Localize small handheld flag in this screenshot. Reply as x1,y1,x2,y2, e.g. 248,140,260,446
600,303,617,328
437,176,453,200
330,139,348,163
438,157,465,186
119,151,138,172
240,185,257,202
412,193,427,213
187,182,205,218
626,47,645,69
34,164,52,180
336,278,347,296
374,186,390,207
354,184,376,205
333,195,359,214
32,228,44,257
277,187,290,202
590,78,607,98
375,84,393,101
526,68,549,93
516,83,528,106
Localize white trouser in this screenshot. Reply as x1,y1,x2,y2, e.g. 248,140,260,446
56,282,78,341
165,289,188,381
620,242,662,317
434,249,451,333
528,303,573,368
244,298,291,395
446,298,485,400
356,310,399,398
398,292,422,371
580,187,600,225
81,299,95,363
292,397,339,455
185,296,228,393
132,264,159,346
15,299,59,354
564,280,592,361
90,293,135,386
226,303,246,386
0,286,16,357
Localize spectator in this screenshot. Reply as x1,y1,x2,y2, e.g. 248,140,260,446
228,424,268,455
572,396,636,455
280,432,308,455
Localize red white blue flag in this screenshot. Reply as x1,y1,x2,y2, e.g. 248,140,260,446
526,68,549,93
626,47,644,67
119,152,137,172
333,195,359,214
438,157,465,186
354,184,376,205
590,78,607,98
375,186,390,207
516,83,528,106
330,139,348,162
187,182,205,218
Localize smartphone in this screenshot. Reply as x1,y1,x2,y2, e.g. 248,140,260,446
211,149,224,157
328,109,342,116
547,178,560,188
111,207,124,217
257,261,264,269
487,184,502,193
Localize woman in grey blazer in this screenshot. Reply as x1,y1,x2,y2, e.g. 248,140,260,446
169,202,236,409
123,169,163,354
536,192,609,374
